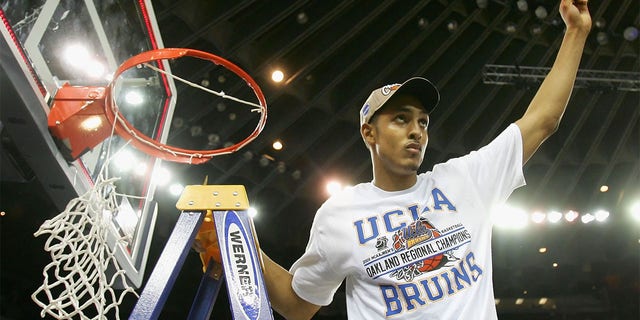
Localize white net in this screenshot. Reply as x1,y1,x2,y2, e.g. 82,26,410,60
31,174,139,319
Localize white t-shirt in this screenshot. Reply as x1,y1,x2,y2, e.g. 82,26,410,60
290,123,525,319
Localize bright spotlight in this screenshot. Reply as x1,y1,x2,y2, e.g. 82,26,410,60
272,140,283,150
492,204,528,229
547,210,563,223
248,207,258,218
531,211,546,224
326,181,343,196
581,213,595,224
113,149,135,172
564,210,579,222
630,201,640,222
169,183,184,196
80,116,103,131
271,70,284,83
125,91,144,106
153,167,171,186
594,209,609,222
63,44,90,68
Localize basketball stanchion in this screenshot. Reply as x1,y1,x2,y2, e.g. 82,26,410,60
130,185,273,320
32,47,271,319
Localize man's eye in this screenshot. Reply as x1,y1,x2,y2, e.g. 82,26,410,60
419,119,429,127
395,115,407,122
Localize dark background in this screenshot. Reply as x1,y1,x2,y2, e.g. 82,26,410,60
2,0,638,319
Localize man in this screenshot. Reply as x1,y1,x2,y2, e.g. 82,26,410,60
261,0,592,318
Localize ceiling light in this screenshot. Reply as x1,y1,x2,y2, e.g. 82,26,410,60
630,201,640,221
530,24,542,36
531,211,546,224
547,210,562,223
124,91,143,105
552,262,558,268
296,12,308,24
515,298,524,305
276,162,286,174
326,181,343,196
491,204,528,229
207,133,220,146
534,6,547,19
594,209,609,222
153,167,171,186
272,140,283,150
259,154,272,167
476,0,488,9
599,185,609,192
581,213,595,224
538,247,547,253
505,22,517,34
623,26,639,41
80,116,103,131
594,17,606,29
596,31,609,45
564,210,579,222
417,17,428,29
538,297,548,305
447,20,458,32
516,0,528,12
190,125,203,137
271,70,284,83
169,183,184,196
291,169,301,180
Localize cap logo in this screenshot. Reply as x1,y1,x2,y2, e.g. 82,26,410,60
362,103,370,116
381,84,401,96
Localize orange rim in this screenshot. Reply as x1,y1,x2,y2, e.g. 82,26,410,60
105,48,267,164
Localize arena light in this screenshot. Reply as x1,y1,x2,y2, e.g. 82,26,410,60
326,180,343,196
564,210,579,222
531,211,546,224
271,70,284,83
152,167,171,186
623,26,639,41
581,213,595,224
547,210,563,223
272,140,283,150
113,149,136,172
630,200,640,222
169,183,184,196
491,204,528,229
248,207,258,218
594,209,609,222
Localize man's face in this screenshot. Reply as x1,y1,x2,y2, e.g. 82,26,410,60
368,94,429,176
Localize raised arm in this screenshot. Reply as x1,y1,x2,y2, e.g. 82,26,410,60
261,251,321,320
515,0,592,164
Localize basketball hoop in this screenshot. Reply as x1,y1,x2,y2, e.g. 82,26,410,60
105,48,267,164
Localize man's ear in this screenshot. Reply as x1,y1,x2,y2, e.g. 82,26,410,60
361,123,375,146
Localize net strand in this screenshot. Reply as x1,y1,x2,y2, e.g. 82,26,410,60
32,132,142,319
141,62,264,113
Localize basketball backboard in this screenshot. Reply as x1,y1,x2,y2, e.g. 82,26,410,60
0,0,175,288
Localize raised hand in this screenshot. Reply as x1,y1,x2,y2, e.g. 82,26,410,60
559,0,592,33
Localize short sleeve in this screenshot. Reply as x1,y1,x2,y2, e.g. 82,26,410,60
289,204,346,306
461,123,526,206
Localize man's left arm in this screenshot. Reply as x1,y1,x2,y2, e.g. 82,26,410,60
515,0,592,164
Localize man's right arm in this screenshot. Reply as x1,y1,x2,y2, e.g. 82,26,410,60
261,251,321,320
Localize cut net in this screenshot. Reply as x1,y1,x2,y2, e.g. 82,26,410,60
31,173,139,319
